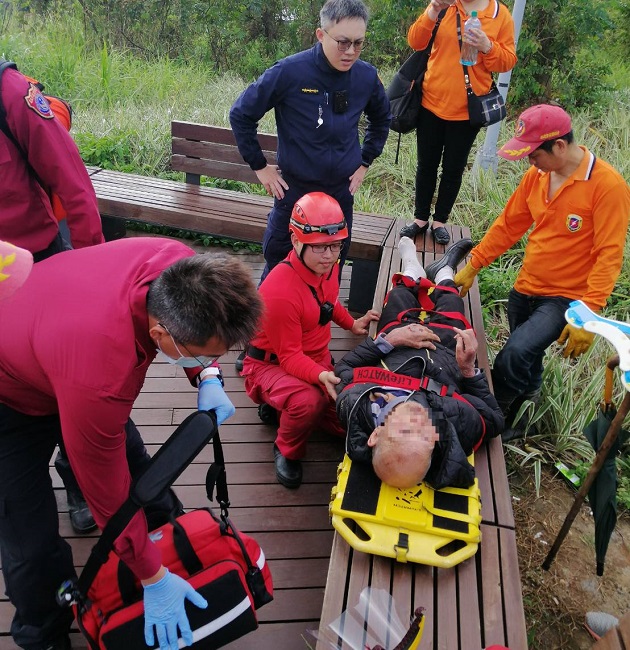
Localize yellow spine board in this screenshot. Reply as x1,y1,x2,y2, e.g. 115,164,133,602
330,455,482,568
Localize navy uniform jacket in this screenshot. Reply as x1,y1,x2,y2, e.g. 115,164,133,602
229,43,391,186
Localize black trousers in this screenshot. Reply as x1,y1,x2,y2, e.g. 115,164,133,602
414,106,481,223
0,406,179,649
380,279,466,350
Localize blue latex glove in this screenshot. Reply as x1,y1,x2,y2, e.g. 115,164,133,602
198,376,235,425
143,569,208,649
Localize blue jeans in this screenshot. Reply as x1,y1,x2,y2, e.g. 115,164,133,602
260,175,353,283
492,289,571,411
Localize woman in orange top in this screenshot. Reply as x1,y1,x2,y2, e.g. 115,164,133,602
400,0,516,245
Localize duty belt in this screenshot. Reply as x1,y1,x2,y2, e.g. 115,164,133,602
247,345,278,364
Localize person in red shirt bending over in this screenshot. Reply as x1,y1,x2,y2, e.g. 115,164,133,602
0,238,262,650
241,192,379,488
455,104,630,441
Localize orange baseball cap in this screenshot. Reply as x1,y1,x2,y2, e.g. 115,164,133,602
498,104,572,161
0,240,34,300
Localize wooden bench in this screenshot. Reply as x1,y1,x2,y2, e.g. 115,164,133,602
317,224,528,650
89,121,396,313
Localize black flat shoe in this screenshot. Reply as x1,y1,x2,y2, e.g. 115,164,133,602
425,238,473,282
431,225,451,245
273,444,302,489
43,636,72,650
400,221,429,239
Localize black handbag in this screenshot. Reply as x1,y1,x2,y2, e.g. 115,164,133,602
386,9,446,135
464,75,506,127
456,13,506,128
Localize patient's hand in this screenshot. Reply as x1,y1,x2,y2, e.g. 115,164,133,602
454,327,477,377
384,324,440,350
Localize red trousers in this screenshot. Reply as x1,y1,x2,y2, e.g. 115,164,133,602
242,358,344,459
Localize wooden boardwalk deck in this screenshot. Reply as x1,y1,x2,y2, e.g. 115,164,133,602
0,252,365,650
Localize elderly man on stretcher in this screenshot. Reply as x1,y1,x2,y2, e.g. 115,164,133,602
335,237,504,489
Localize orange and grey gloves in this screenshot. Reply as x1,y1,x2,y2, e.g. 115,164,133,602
556,324,595,359
454,261,481,297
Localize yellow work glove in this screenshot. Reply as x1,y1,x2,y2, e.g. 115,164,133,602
454,261,480,297
556,323,595,359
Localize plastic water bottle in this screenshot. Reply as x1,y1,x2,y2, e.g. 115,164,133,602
460,11,482,66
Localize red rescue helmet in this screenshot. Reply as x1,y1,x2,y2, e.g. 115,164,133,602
289,192,349,245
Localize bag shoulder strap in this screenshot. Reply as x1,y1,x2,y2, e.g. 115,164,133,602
426,8,447,54
77,410,227,596
0,58,19,144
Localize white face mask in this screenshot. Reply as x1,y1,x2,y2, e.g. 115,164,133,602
156,331,218,368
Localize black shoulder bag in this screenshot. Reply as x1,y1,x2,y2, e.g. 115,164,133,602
386,9,446,139
456,13,506,128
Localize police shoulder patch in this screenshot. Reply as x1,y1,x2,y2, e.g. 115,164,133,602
24,82,54,119
566,214,583,232
301,88,319,94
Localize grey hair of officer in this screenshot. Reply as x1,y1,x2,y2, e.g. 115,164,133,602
320,0,369,28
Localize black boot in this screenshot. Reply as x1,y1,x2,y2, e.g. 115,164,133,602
258,403,279,425
273,444,302,489
67,490,97,534
425,239,473,282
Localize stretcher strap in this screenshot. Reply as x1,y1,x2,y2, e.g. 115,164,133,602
377,307,472,339
344,367,487,449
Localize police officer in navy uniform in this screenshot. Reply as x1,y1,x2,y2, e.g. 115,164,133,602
230,0,391,284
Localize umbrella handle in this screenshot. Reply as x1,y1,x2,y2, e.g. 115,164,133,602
603,355,620,408
542,390,630,572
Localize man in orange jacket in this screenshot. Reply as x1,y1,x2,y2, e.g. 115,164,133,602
455,104,630,440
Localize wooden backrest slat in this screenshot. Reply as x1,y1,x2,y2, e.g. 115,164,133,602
171,121,278,151
171,121,279,184
171,155,262,184
171,138,278,168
